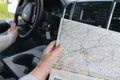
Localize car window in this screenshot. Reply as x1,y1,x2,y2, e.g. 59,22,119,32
0,0,18,20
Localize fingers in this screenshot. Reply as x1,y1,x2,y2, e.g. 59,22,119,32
51,44,62,57
8,23,18,38
44,41,56,53
10,23,17,31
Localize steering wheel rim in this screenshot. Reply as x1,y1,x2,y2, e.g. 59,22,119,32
14,0,43,38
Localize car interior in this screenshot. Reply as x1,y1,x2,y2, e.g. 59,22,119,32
0,0,120,80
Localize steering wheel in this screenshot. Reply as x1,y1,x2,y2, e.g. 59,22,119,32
14,0,43,38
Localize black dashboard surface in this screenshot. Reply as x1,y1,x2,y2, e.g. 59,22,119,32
39,0,120,41
44,0,64,18
109,3,120,32
71,1,112,28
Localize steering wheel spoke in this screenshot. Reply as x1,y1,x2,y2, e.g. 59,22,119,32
15,7,21,16
21,0,29,8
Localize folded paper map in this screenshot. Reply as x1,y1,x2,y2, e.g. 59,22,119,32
49,19,120,80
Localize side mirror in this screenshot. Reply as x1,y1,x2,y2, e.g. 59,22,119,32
7,0,19,14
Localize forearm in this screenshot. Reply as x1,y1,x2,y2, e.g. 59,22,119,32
0,33,16,52
29,42,62,80
19,75,36,80
29,62,50,80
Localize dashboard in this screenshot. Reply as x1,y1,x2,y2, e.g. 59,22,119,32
37,0,120,41
65,1,112,28
64,0,120,32
34,0,64,41
109,2,120,32
44,0,64,18
73,2,112,28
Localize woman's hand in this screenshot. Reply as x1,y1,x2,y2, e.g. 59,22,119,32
8,23,18,38
39,41,62,74
30,41,62,80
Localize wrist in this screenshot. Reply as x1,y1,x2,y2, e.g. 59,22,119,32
30,62,50,80
37,62,50,77
7,33,16,42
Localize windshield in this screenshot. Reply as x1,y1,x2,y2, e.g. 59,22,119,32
0,0,18,20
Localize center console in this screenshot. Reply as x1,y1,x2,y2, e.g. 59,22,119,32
2,46,46,78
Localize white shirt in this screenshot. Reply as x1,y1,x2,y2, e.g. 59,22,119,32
0,33,16,52
19,75,36,80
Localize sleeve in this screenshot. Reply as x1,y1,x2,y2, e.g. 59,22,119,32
0,33,16,53
19,75,37,80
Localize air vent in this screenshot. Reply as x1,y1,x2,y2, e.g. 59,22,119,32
65,4,73,19
109,3,120,32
